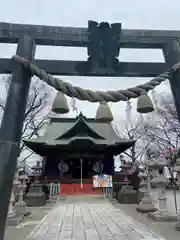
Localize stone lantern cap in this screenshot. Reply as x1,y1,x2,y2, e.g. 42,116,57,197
145,157,168,169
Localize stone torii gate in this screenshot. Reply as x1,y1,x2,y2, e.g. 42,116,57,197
0,20,180,238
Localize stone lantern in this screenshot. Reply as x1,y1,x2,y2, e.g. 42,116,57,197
137,167,156,213
148,157,178,221
14,173,30,217
25,161,46,207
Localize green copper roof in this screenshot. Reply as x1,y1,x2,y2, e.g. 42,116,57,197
23,113,135,156
56,114,105,140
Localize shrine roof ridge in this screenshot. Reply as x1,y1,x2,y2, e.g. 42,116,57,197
50,115,112,123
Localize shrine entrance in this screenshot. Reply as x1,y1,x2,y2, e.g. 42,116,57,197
69,158,91,180
58,153,105,196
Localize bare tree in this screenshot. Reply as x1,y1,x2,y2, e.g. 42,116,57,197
147,92,180,152
0,76,52,163
114,117,152,162
113,92,180,165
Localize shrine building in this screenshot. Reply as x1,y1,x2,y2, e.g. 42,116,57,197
23,93,135,195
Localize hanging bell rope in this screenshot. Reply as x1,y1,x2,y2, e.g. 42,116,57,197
12,55,180,103
52,91,69,114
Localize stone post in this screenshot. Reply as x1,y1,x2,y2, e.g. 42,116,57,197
0,35,35,238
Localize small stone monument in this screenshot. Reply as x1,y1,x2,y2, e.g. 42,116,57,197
148,158,178,221
137,166,156,213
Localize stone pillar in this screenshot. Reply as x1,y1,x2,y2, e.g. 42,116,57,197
163,40,180,122
0,35,35,238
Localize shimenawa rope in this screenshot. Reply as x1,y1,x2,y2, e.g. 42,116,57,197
12,55,180,103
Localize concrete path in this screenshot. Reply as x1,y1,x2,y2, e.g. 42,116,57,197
28,197,165,240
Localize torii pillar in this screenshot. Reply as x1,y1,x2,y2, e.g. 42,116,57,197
163,41,180,122
0,35,35,239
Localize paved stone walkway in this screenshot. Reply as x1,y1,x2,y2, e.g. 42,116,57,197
28,198,165,240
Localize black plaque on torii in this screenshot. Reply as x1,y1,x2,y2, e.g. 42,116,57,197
76,21,121,75
88,21,121,74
